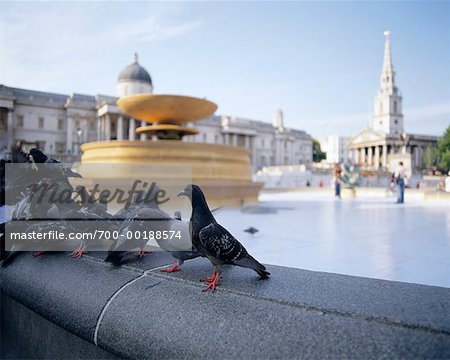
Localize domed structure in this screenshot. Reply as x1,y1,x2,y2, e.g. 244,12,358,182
116,53,153,98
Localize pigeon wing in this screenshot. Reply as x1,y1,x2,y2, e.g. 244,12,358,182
198,223,247,263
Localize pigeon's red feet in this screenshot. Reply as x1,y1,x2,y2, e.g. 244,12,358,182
71,244,86,259
137,250,152,258
32,251,46,257
200,271,217,283
161,264,181,273
202,272,222,293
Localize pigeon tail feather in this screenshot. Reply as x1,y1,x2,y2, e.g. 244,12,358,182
234,254,270,279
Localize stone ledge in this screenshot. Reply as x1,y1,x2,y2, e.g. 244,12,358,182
1,252,450,359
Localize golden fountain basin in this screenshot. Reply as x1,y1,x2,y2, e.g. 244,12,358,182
117,94,218,124
135,124,199,140
78,140,263,207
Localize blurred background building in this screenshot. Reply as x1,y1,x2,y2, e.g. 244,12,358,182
0,54,312,171
317,135,350,165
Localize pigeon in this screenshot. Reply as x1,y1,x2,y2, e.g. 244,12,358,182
2,205,77,265
62,185,119,259
244,227,259,235
178,184,270,292
74,185,108,217
65,206,115,259
158,207,226,273
105,206,169,265
28,148,82,181
158,213,200,273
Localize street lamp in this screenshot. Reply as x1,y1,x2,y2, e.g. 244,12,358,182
77,128,83,155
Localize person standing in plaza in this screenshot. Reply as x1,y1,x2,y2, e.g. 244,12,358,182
333,163,343,198
393,161,408,203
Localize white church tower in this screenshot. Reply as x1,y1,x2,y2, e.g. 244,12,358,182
372,31,404,136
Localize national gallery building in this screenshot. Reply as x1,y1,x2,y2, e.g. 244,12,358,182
0,54,312,171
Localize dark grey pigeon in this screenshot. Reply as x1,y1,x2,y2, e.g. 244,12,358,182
2,205,78,265
105,206,172,265
178,184,270,292
158,212,200,273
28,148,82,181
158,207,226,273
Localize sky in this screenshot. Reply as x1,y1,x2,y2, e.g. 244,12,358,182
0,1,449,138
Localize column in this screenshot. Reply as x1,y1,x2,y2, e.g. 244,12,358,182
82,118,88,143
414,146,420,169
129,118,136,140
354,149,359,165
382,145,387,170
117,115,124,140
374,145,380,170
66,116,73,153
105,114,111,141
360,148,365,166
7,109,14,148
368,146,373,167
411,146,419,170
100,117,105,141
140,121,146,141
244,135,249,148
96,117,101,141
417,146,423,169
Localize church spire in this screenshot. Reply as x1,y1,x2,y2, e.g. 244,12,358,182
373,30,403,136
380,30,396,94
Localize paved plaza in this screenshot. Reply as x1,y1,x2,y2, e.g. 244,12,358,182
212,191,450,288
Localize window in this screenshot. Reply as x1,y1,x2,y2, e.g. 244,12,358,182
16,115,24,127
38,117,44,129
203,133,207,143
394,101,397,113
394,119,398,125
57,119,64,130
380,103,383,113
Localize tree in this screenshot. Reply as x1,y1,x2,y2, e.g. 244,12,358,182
438,125,450,171
313,139,326,163
422,146,439,169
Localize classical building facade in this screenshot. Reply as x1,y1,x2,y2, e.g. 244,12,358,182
0,55,312,170
348,31,439,172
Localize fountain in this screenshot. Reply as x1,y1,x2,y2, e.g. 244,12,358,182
77,94,263,207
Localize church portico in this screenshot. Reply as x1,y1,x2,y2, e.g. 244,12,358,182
348,31,439,173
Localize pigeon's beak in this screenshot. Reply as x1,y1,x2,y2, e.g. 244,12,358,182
177,190,186,197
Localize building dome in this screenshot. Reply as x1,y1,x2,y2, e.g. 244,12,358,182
117,53,152,84
116,53,153,97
